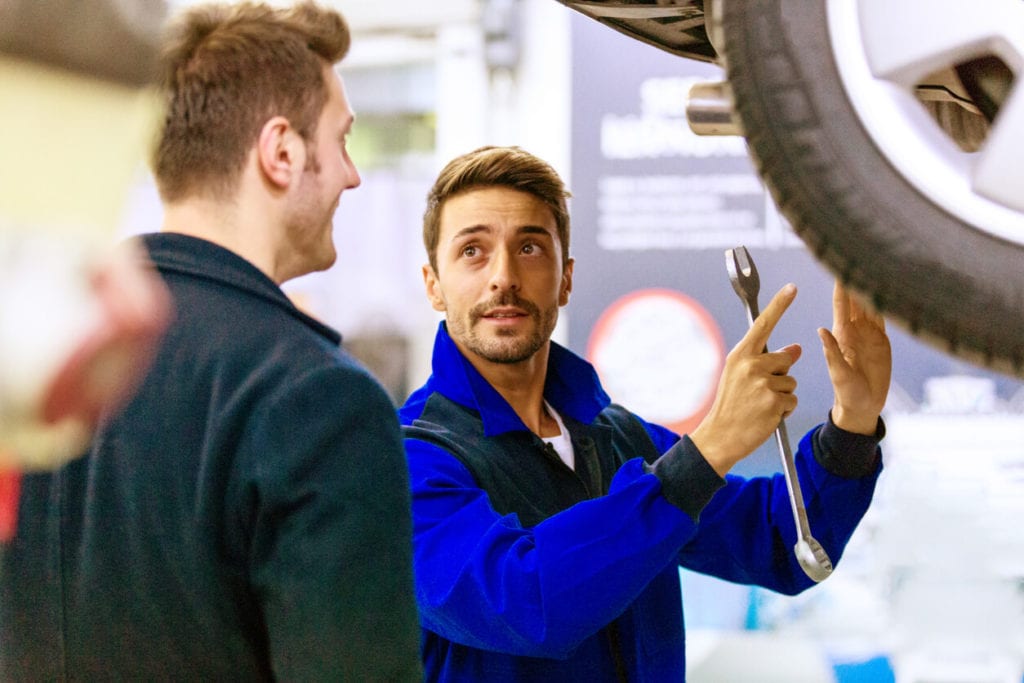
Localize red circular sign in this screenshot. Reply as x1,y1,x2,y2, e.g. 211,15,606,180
587,288,724,435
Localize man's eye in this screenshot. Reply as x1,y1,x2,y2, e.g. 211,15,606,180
461,245,478,258
522,243,538,255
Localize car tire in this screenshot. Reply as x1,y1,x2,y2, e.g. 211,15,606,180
719,0,1024,377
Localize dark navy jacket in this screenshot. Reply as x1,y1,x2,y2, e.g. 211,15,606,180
400,323,882,681
0,233,421,681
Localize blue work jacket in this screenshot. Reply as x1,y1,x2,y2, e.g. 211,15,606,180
400,322,882,682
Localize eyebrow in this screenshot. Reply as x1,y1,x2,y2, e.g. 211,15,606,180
449,225,488,243
449,224,554,243
519,225,555,238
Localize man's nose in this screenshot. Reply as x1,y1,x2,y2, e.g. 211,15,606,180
489,249,519,292
345,156,361,190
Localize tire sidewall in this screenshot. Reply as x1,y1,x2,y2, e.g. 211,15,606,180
722,0,1024,370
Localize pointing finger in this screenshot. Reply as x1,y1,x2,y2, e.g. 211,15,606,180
739,283,797,354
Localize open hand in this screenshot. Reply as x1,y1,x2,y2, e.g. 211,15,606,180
818,283,891,435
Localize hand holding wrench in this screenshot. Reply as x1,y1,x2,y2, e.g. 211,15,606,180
725,246,833,583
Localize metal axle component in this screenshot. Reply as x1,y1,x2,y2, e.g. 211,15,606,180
686,81,743,136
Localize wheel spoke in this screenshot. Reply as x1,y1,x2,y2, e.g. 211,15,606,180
856,0,1024,86
974,86,1024,212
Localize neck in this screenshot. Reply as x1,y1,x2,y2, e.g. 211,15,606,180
462,342,560,438
160,174,290,284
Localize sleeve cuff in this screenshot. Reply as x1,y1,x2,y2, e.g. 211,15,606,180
643,435,726,522
812,412,885,479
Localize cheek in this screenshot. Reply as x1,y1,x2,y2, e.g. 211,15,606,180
318,144,344,185
442,279,485,314
442,285,472,311
524,265,563,296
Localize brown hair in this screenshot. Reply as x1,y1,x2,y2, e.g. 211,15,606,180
152,1,350,202
423,146,572,273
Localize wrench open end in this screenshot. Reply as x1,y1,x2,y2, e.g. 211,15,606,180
724,244,757,286
725,246,760,318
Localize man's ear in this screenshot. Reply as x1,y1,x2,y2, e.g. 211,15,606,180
256,116,302,189
559,258,574,306
423,264,446,312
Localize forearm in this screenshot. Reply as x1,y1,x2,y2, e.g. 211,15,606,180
812,411,884,478
798,416,884,564
677,420,882,594
642,434,727,520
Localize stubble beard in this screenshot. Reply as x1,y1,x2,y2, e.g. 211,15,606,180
452,294,558,364
289,163,339,273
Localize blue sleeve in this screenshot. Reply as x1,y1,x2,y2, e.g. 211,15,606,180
406,437,697,659
674,418,883,595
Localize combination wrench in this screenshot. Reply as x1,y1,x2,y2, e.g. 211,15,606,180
725,246,833,583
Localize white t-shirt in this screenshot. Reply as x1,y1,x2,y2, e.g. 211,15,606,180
541,400,575,470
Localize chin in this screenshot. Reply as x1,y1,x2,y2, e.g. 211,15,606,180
316,240,338,271
323,249,338,269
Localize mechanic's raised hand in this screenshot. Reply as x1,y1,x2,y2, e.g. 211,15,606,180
818,283,891,435
691,284,801,477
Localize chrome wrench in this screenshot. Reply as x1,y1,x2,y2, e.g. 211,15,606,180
725,246,833,583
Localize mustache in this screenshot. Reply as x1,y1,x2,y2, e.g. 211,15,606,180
469,293,540,322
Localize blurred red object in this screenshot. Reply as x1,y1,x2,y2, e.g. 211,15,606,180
0,243,170,540
0,471,20,542
42,245,171,426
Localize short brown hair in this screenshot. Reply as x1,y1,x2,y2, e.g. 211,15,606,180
423,146,572,273
152,1,350,202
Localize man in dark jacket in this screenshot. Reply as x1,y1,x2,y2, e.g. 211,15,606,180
400,145,891,680
0,2,422,680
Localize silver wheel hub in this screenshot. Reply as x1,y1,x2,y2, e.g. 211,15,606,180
829,0,1024,246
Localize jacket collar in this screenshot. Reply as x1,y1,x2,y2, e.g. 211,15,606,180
137,232,342,345
420,322,610,436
